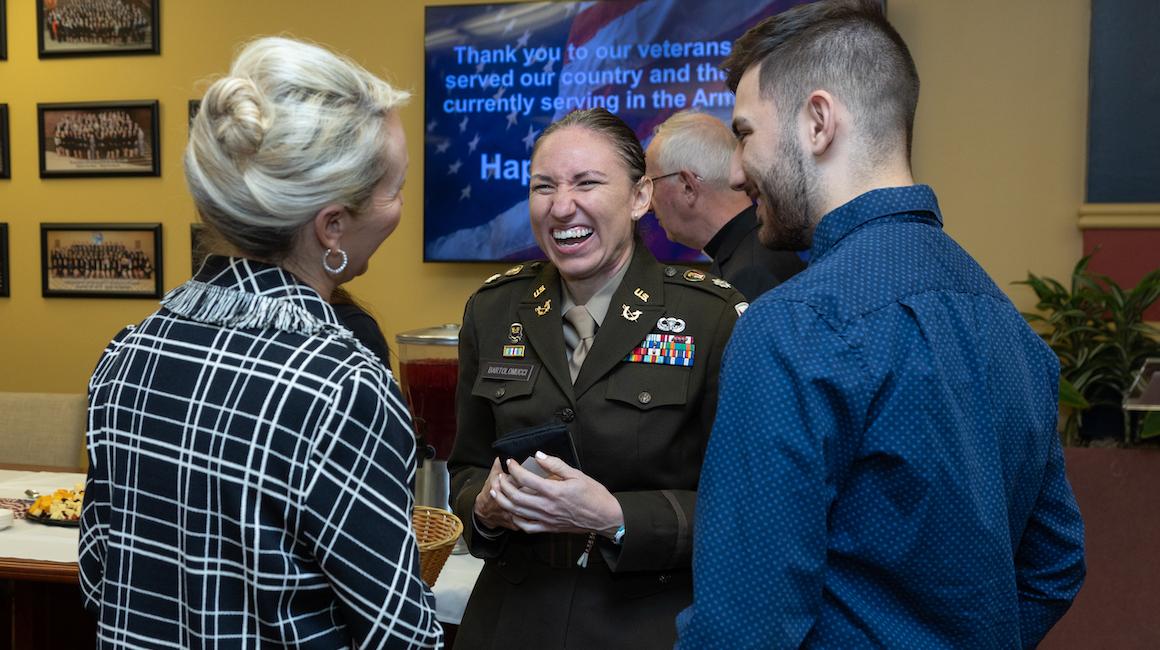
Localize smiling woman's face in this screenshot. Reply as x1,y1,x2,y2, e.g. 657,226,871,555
528,125,649,289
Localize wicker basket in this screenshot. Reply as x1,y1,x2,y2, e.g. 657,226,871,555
412,506,463,587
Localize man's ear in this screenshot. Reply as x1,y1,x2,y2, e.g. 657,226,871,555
804,90,838,156
312,204,349,251
678,170,700,207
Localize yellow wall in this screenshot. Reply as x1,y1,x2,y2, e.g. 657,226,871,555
0,0,1089,394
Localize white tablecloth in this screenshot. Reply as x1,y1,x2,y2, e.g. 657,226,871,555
0,469,484,623
432,551,485,625
0,470,86,564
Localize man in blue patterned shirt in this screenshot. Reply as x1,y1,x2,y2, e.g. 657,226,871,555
676,1,1085,648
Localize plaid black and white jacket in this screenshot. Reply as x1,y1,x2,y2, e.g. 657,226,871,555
79,256,442,649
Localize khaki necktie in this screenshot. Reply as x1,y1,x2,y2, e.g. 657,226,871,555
564,305,597,383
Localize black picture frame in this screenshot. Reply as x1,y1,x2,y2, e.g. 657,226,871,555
37,0,159,59
0,104,9,179
40,222,163,298
0,223,9,297
38,100,160,178
1,0,8,61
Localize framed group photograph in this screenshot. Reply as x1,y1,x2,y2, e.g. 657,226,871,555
38,100,159,178
38,0,159,58
0,104,9,179
40,222,162,298
0,223,9,297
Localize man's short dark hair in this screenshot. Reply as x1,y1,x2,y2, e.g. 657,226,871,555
722,0,920,160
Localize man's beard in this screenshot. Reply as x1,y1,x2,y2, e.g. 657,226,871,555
751,129,816,252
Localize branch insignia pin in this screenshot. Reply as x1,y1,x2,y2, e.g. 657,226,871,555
621,304,643,322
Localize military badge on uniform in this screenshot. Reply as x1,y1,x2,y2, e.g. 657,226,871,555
735,301,749,316
485,273,502,284
504,264,524,276
621,304,643,322
509,322,524,343
684,270,706,282
633,288,650,303
656,317,686,333
712,278,733,289
625,333,695,366
533,284,546,298
535,299,552,316
503,345,526,358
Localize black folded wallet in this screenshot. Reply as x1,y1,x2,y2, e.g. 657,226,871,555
492,421,580,474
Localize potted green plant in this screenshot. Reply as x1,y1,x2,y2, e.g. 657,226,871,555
1017,253,1160,445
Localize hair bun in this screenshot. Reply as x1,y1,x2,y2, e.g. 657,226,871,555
205,77,270,157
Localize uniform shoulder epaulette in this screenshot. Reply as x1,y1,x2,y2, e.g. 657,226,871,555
662,266,750,315
478,261,543,290
661,266,735,298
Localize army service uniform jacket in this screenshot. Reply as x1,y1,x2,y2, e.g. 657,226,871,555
448,244,746,649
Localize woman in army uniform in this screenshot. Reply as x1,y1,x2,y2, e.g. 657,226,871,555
449,108,749,649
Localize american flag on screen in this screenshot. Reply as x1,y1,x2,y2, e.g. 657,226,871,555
423,0,812,263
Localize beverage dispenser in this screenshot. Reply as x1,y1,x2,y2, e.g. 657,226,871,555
395,324,460,511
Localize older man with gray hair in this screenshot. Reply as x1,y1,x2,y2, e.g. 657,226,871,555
646,110,805,299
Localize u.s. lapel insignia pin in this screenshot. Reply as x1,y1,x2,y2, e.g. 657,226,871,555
535,299,552,316
509,322,524,343
621,304,643,322
633,287,650,303
533,284,546,298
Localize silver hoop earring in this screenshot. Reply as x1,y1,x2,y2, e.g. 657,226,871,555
322,248,348,275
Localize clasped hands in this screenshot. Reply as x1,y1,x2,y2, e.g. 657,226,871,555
473,452,622,538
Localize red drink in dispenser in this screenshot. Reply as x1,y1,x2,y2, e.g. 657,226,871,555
399,359,459,459
395,324,460,512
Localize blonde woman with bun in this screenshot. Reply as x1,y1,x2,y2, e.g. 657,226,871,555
79,37,442,648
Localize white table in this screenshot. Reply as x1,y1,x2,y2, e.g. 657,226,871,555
0,470,86,579
432,551,485,625
0,469,484,622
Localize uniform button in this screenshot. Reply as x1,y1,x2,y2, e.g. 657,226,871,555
664,266,677,277
495,387,506,398
638,391,652,404
658,573,670,585
559,407,575,422
497,559,507,568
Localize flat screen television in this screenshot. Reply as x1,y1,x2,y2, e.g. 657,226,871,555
423,0,818,263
